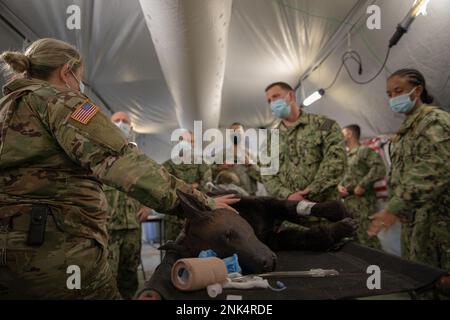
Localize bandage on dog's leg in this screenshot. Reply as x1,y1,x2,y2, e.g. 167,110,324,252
296,200,317,216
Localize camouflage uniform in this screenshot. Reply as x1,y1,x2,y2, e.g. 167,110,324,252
104,185,141,299
211,148,262,196
0,79,214,299
262,112,347,229
162,159,212,241
262,112,346,201
387,105,450,271
341,145,386,249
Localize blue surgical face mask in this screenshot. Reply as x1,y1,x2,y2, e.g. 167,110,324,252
271,98,291,119
389,87,418,114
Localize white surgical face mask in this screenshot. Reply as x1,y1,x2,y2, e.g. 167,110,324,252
114,121,131,138
69,70,86,93
79,81,85,93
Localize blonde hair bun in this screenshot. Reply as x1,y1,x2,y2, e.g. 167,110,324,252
1,51,30,73
1,38,82,80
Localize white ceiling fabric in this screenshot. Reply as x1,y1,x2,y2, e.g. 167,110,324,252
139,0,233,130
0,0,179,137
220,0,362,129
0,0,449,162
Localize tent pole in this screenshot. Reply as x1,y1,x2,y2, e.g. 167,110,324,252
0,1,39,41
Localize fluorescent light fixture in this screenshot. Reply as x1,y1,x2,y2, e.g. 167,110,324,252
303,89,325,107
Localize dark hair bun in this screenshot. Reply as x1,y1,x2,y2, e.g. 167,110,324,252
421,87,434,104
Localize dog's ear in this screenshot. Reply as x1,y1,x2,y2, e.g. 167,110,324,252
176,189,210,220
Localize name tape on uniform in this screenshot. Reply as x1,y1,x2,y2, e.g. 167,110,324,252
71,101,99,125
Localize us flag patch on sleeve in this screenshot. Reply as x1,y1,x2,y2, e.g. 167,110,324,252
70,101,99,124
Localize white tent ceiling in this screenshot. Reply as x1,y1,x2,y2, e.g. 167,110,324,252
1,0,449,162
1,0,179,137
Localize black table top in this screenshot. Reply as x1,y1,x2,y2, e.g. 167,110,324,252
156,243,445,300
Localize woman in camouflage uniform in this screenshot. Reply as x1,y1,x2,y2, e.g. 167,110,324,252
0,38,238,299
368,69,450,278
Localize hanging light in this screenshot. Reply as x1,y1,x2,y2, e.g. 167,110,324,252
411,0,430,17
389,0,431,48
303,89,325,107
